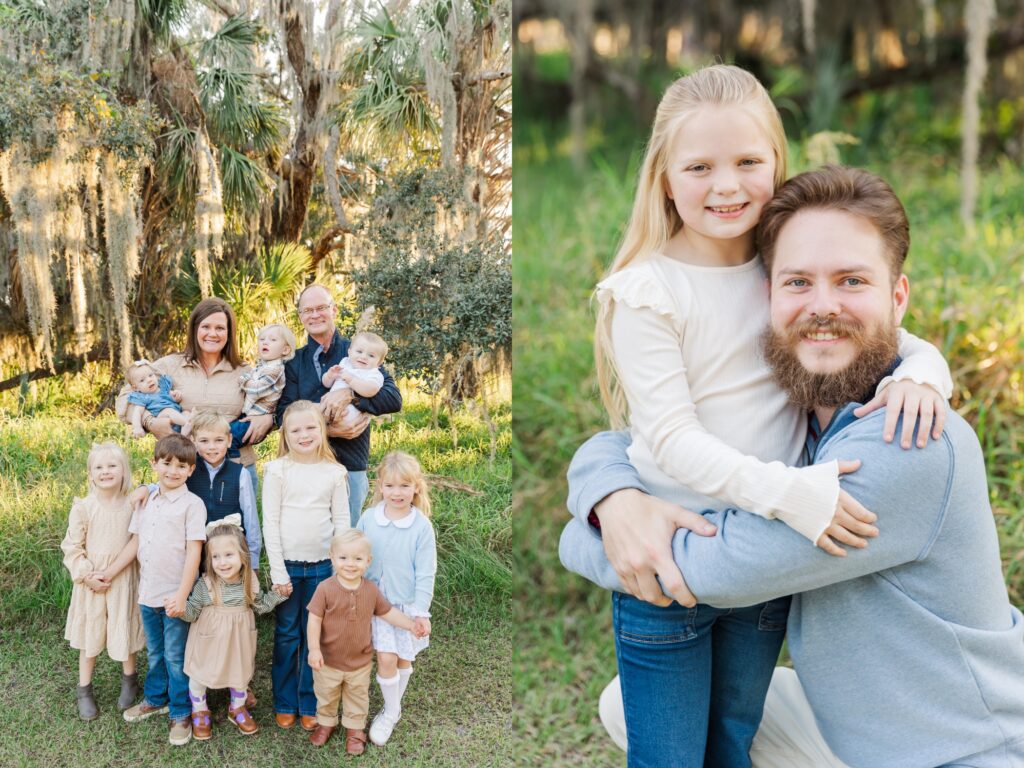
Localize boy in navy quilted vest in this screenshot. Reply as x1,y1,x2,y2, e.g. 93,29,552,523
131,411,262,578
188,411,262,577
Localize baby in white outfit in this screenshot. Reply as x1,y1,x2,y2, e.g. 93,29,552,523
321,332,388,428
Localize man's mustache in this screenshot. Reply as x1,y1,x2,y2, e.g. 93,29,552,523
783,316,868,343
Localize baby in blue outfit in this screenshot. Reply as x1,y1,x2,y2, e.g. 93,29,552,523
125,361,193,438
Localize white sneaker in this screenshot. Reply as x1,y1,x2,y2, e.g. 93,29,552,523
369,709,400,746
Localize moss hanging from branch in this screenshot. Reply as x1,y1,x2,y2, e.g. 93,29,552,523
101,151,143,373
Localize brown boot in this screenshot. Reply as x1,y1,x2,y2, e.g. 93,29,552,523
117,673,139,710
309,724,335,747
346,728,367,755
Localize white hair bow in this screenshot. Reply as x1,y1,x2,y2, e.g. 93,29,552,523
206,513,242,535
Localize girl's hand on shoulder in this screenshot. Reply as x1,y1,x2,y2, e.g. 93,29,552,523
853,380,946,450
816,461,879,557
412,617,431,638
308,649,324,671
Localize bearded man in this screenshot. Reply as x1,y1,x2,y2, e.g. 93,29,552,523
560,166,1024,767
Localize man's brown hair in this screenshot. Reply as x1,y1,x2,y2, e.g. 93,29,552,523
757,165,910,281
153,433,197,466
183,298,242,368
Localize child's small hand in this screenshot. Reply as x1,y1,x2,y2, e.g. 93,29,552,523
853,380,946,450
308,649,324,670
340,371,354,384
272,582,293,598
84,573,110,592
129,485,150,511
815,461,879,557
412,617,431,638
164,595,185,617
170,389,183,403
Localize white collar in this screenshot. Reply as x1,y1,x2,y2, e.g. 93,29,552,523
373,503,418,529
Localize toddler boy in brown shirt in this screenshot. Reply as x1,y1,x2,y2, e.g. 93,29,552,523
307,530,429,755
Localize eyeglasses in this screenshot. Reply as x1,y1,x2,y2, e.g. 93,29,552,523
298,303,333,317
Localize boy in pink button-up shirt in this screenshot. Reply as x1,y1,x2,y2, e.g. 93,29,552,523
102,434,206,746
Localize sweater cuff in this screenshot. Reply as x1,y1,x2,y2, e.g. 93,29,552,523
771,460,840,544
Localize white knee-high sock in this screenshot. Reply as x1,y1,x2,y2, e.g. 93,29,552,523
398,666,413,699
378,673,401,720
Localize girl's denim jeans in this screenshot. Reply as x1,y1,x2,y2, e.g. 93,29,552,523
612,591,791,768
271,558,333,716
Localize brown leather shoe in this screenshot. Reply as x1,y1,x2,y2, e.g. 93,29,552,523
191,710,213,741
275,712,297,729
300,714,317,731
228,705,259,735
346,728,368,755
309,724,335,747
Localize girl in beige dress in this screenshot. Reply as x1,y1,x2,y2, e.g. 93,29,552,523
183,518,284,740
62,443,145,720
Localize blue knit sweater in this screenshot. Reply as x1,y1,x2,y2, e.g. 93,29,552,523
560,407,1024,767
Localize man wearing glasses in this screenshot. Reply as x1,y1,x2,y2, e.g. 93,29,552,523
276,284,403,524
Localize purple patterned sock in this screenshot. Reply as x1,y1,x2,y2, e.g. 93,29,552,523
229,687,247,709
188,687,207,713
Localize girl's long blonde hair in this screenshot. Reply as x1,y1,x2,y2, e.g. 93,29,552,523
595,64,788,428
86,442,133,496
278,400,338,464
203,523,255,607
371,451,431,518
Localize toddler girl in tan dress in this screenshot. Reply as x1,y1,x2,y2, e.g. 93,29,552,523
182,518,285,740
62,443,145,720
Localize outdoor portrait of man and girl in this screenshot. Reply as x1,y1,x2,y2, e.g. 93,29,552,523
516,4,1024,768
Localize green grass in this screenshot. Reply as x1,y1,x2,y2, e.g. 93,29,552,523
0,388,511,767
512,106,1024,765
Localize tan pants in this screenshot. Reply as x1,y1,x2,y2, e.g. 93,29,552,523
313,662,372,729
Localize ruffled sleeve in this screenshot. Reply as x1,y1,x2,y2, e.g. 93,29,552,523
596,264,683,327
602,264,838,543
61,498,94,583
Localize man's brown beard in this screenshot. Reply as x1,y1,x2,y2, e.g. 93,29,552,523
761,317,900,411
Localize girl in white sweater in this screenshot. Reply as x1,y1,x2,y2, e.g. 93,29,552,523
263,400,349,730
592,64,952,766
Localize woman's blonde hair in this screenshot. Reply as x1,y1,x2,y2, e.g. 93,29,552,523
371,451,431,518
86,442,133,496
278,400,338,464
595,64,787,427
203,523,254,607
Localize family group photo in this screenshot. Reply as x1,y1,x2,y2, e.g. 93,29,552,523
0,1,510,766
514,2,1024,767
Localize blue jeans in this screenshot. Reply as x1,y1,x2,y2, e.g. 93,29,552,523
613,592,790,768
271,559,333,716
140,605,191,720
228,420,249,459
347,470,368,527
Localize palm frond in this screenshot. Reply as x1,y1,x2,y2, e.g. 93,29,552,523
257,242,312,304
137,0,188,43
200,14,260,69
220,145,271,216
156,119,198,215
245,101,287,156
